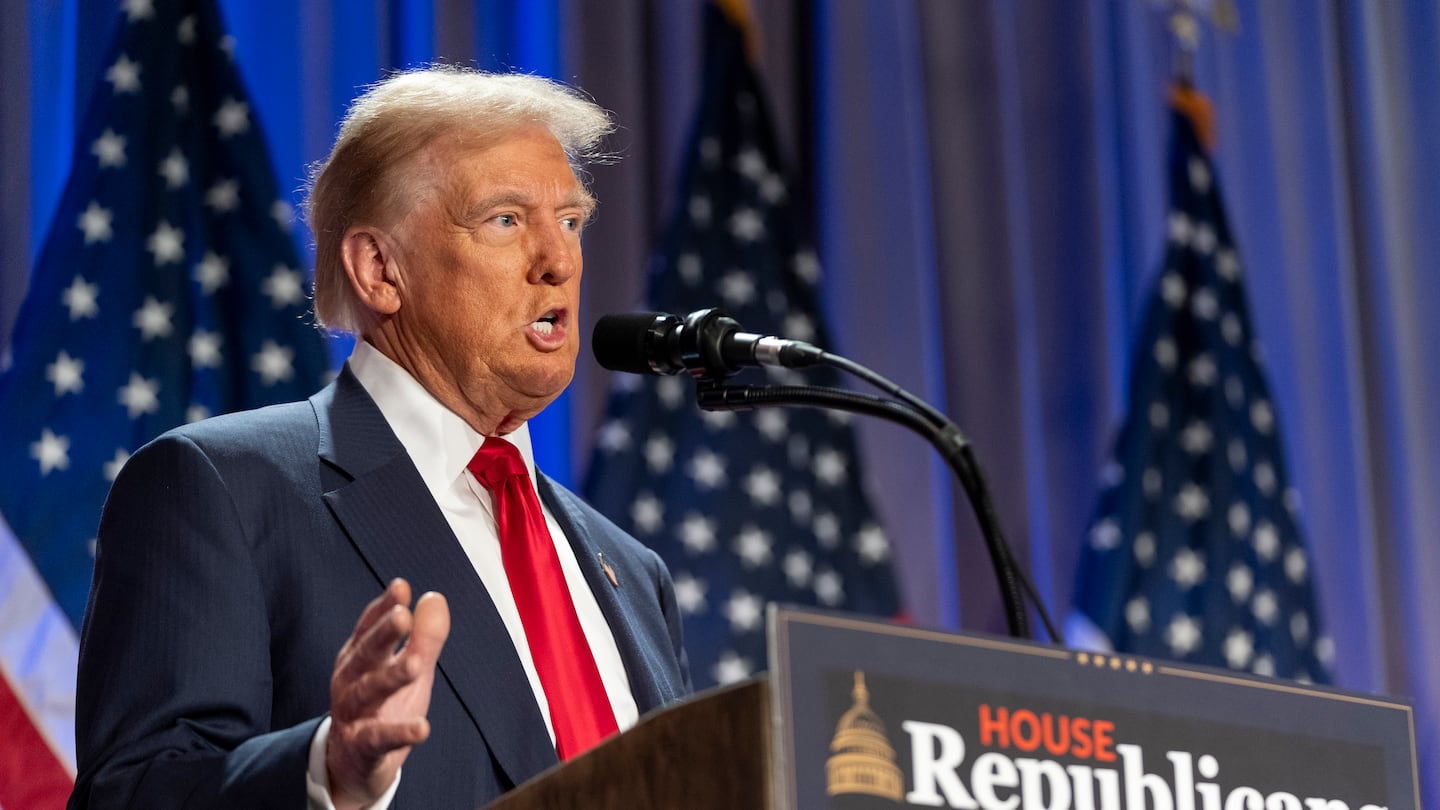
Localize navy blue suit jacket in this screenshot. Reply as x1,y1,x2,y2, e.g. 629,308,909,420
69,367,690,808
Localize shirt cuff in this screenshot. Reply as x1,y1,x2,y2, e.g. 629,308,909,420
306,715,402,810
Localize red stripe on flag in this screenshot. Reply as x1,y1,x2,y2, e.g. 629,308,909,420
0,669,73,810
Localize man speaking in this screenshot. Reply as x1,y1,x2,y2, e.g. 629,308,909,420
68,67,691,809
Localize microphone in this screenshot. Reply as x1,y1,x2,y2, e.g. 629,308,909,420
592,308,822,378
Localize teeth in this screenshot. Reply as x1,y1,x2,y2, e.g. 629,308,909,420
533,320,554,335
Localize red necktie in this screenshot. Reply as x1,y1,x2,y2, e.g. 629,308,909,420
468,436,619,759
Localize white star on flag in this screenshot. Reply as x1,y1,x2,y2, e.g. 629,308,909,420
854,524,890,564
103,448,131,482
213,98,250,137
1254,521,1280,561
1126,597,1151,633
655,376,685,410
117,372,161,418
250,340,295,385
271,199,295,229
177,14,196,44
814,569,845,606
678,513,717,554
106,54,142,93
123,0,155,21
723,590,763,632
677,253,703,284
31,429,71,475
1228,502,1251,537
711,651,752,686
61,277,100,320
728,208,764,242
45,351,85,396
193,251,229,294
1223,629,1254,669
733,147,766,180
755,408,787,441
188,330,222,368
205,179,240,213
146,221,185,264
629,492,663,535
157,148,189,188
261,265,304,308
77,201,114,244
1090,518,1122,550
813,447,847,486
718,269,755,307
643,434,674,473
1169,548,1206,589
687,449,727,489
733,525,772,568
813,512,840,548
1227,563,1254,603
742,465,781,506
673,574,707,615
132,296,175,341
1174,483,1210,521
782,549,813,588
759,173,786,203
1252,589,1279,624
92,129,127,168
595,420,631,453
1165,614,1202,656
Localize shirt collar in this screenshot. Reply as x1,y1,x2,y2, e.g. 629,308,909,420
347,339,539,499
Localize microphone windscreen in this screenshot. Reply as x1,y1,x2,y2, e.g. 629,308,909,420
592,312,669,374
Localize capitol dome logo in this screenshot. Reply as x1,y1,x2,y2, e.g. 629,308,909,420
826,671,903,802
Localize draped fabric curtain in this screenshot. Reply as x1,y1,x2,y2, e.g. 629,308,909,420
4,0,1435,798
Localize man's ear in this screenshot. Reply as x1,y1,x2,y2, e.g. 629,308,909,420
340,225,403,317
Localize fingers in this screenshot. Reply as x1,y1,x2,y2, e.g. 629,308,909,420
406,592,450,663
332,584,449,722
338,715,433,759
339,579,411,659
333,581,413,691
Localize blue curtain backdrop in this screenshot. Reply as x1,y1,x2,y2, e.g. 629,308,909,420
3,0,1436,800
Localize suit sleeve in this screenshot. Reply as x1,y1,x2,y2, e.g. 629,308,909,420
69,432,320,809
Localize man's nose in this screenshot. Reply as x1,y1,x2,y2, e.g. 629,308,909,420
528,219,579,285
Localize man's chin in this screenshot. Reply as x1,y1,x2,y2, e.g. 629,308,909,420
514,367,576,409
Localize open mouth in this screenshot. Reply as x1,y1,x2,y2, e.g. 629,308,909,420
526,309,568,349
533,310,560,335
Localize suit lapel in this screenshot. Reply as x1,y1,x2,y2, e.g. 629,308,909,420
313,369,559,787
537,475,677,715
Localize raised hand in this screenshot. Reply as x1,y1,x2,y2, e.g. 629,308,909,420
326,579,451,810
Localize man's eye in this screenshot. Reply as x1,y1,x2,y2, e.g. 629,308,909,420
561,216,582,231
494,214,517,227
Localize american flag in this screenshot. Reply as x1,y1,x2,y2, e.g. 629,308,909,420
1069,96,1333,683
584,5,902,690
0,0,329,802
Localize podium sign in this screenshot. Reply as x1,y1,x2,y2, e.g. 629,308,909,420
768,607,1418,810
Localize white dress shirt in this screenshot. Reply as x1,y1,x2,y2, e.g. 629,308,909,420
306,341,638,808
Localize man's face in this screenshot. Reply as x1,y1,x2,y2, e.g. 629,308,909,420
384,125,591,434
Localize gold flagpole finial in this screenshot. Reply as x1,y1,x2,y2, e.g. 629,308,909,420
712,0,760,64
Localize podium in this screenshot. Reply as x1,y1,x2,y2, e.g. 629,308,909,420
488,678,770,809
490,607,1419,810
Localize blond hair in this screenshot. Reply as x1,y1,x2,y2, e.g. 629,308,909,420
304,66,614,333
